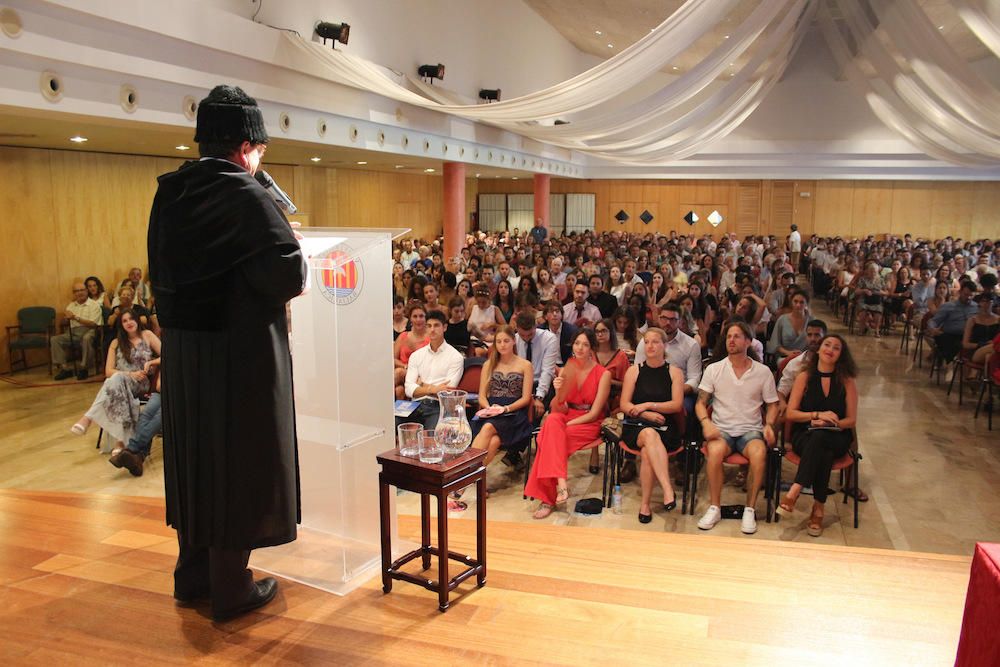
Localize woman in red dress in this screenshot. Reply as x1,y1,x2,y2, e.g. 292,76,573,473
525,328,612,519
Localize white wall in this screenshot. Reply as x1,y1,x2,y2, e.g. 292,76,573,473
248,0,596,102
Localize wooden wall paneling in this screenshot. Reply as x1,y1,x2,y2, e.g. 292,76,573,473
931,183,973,241
0,148,57,371
792,181,816,237
770,181,795,239
850,181,894,238
736,181,762,237
888,182,932,238
813,181,855,238
969,182,1000,240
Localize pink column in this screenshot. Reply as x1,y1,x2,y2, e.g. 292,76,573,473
442,162,466,270
533,173,551,231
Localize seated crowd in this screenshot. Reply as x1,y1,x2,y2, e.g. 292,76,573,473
49,268,164,477
392,227,998,533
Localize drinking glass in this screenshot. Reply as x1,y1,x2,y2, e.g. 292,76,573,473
418,429,444,463
397,422,421,458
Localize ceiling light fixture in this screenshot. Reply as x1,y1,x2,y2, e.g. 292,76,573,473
424,168,435,173
310,156,321,162
394,164,404,168
595,30,602,35
607,43,614,48
69,136,87,143
938,25,944,30
314,21,350,48
175,144,190,151
724,34,730,39
417,63,445,83
672,66,679,70
475,173,481,177
356,161,367,165
512,177,518,180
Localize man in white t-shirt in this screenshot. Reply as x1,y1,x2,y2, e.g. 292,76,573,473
788,224,802,275
695,321,778,535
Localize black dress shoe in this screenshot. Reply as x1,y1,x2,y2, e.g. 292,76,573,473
619,460,637,484
588,464,600,474
663,500,676,512
212,577,278,622
638,512,652,524
54,369,73,381
76,369,89,381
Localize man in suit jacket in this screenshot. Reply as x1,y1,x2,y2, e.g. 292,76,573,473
539,300,578,365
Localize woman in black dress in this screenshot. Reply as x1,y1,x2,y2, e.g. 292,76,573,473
470,326,533,469
619,327,685,523
776,334,858,537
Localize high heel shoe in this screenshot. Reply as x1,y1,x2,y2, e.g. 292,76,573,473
774,495,797,517
638,512,652,524
663,499,676,512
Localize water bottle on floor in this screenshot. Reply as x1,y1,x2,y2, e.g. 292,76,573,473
612,485,622,514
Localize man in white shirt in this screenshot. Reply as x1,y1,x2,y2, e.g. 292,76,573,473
695,321,778,535
402,310,464,430
52,281,104,380
563,284,602,328
399,239,420,269
514,312,559,417
789,224,802,274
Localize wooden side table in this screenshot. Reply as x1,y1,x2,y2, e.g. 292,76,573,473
377,448,487,612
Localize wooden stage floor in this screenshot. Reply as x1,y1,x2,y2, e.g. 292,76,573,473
0,489,971,666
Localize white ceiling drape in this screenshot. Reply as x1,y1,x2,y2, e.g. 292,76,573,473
282,0,810,163
280,0,1000,167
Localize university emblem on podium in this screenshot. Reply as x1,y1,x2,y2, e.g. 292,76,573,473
316,247,364,306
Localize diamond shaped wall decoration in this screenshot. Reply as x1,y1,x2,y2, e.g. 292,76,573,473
708,210,723,227
614,209,629,223
683,210,698,225
640,210,654,224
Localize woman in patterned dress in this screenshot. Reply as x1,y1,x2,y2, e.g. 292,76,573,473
71,309,160,453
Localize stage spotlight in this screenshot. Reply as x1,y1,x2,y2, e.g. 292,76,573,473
315,21,350,47
478,88,501,103
418,64,445,83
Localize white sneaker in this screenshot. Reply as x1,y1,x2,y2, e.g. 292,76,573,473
741,506,757,534
698,505,722,531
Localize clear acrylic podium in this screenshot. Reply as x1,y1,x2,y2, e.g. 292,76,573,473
251,227,407,596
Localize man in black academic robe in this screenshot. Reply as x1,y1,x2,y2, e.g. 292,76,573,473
148,85,306,621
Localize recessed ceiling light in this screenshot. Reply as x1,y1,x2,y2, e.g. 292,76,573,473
512,177,518,180
724,34,730,39
310,156,321,162
356,161,367,165
938,25,944,30
595,30,602,36
69,136,87,143
672,66,679,70
175,145,190,151
729,63,734,66
475,173,481,177
607,43,614,48
424,168,435,173
394,164,404,168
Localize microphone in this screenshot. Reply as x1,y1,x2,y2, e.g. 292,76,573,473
255,169,298,215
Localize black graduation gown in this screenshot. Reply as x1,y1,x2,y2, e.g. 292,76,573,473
148,158,306,551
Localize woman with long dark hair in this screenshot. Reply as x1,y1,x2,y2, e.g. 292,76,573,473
775,334,858,537
525,328,611,519
70,309,160,453
494,279,515,323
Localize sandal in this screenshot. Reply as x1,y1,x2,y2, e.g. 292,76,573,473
807,514,824,537
70,422,89,436
774,496,797,517
555,487,569,506
533,503,554,519
842,487,869,502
